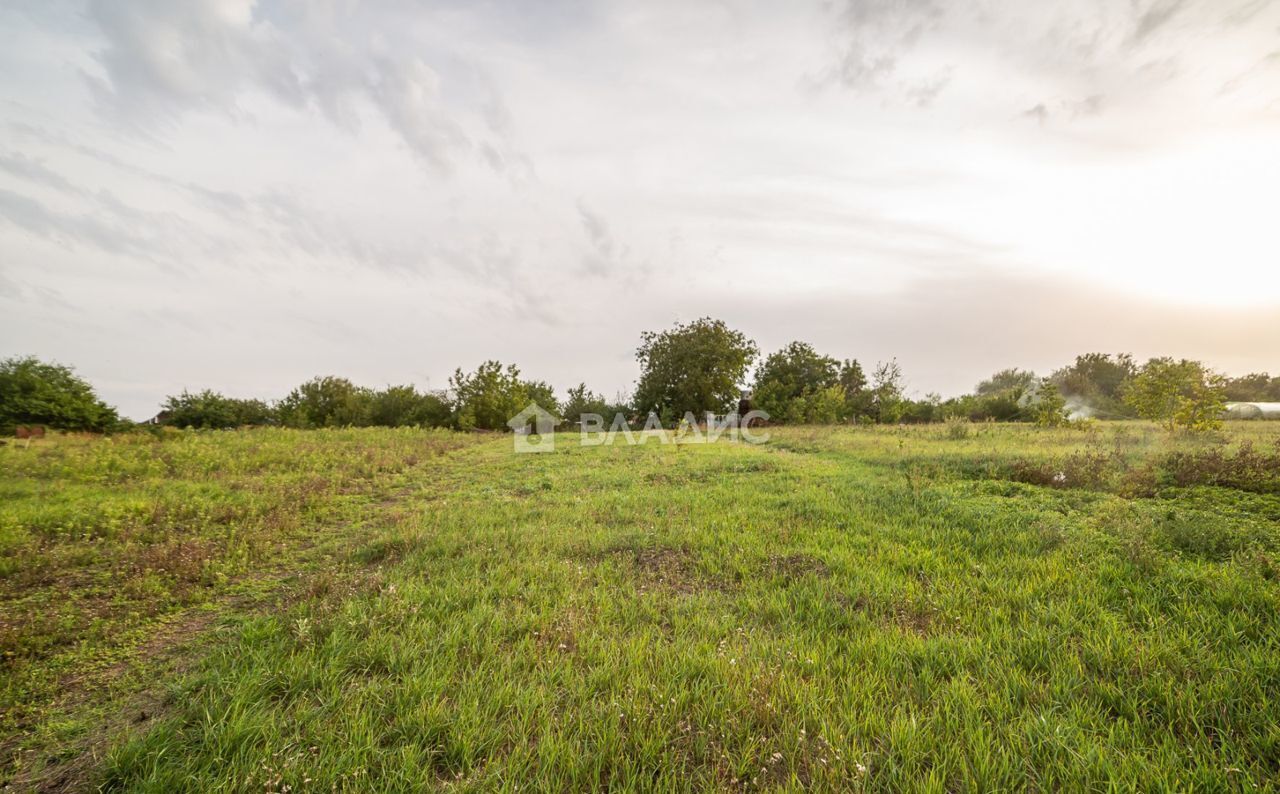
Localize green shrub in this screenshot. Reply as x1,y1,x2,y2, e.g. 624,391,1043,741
0,356,121,434
276,377,371,428
160,390,274,429
450,362,529,431
367,385,451,428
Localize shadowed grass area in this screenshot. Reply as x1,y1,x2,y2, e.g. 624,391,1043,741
4,423,1280,790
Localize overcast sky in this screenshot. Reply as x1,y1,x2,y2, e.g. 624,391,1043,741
2,0,1278,418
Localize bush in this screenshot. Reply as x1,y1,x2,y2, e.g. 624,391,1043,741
1030,382,1071,427
1005,450,1121,490
899,395,943,424
1050,353,1137,418
277,377,371,428
753,342,842,423
1124,358,1227,432
0,356,121,434
160,390,273,429
367,385,451,428
1162,442,1280,493
986,442,1280,496
522,379,560,420
450,362,528,431
562,384,609,426
799,384,849,424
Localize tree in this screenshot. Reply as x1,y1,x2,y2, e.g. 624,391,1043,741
367,385,451,428
277,376,371,428
800,384,851,425
415,390,454,427
1029,382,1070,427
450,361,528,431
368,385,421,427
752,341,841,423
969,368,1038,421
839,359,872,421
0,356,120,433
522,379,560,420
633,318,758,423
160,389,273,429
975,368,1038,397
869,360,905,423
900,393,943,424
562,383,610,426
1123,358,1227,431
1224,373,1280,402
1050,353,1136,416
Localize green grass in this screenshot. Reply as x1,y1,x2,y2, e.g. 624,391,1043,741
3,423,1280,791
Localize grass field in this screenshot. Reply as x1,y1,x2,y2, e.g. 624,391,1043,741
3,422,1279,791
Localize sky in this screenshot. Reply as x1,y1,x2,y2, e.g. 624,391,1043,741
1,0,1278,419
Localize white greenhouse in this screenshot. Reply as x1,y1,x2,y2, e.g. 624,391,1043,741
1224,402,1280,420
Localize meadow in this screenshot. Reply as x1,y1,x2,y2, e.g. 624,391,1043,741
2,422,1279,791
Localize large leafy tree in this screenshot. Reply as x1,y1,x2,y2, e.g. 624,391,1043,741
753,341,841,423
0,356,120,433
1123,358,1227,431
633,318,758,422
449,361,529,431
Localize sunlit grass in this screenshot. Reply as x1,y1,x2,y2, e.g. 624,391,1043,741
3,423,1279,790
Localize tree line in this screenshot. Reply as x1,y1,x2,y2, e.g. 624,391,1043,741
3,317,1276,435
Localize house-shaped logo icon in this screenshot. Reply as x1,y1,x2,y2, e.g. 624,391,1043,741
507,402,558,453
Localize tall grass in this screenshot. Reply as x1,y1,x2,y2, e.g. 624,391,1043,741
3,423,1279,790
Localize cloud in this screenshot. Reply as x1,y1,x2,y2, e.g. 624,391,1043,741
820,0,942,92
815,0,1279,128
1070,94,1105,117
1219,49,1280,95
1018,94,1104,125
0,157,247,270
0,151,83,194
366,57,469,174
577,200,616,276
0,269,23,300
84,0,287,119
1131,0,1188,43
903,70,952,108
0,128,440,278
82,0,522,176
0,270,73,311
0,187,155,259
7,122,248,211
